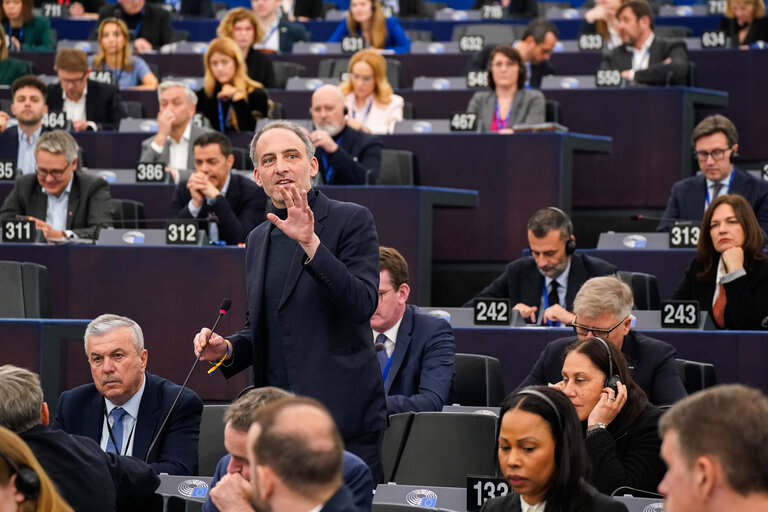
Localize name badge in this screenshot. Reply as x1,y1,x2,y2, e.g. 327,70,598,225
661,300,700,328
166,221,199,245
2,219,36,243
467,475,510,511
473,298,511,325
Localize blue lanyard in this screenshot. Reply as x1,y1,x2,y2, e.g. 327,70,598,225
493,100,514,129
541,280,560,327
263,21,279,46
5,24,24,43
352,98,373,123
320,135,343,183
705,169,735,207
217,99,231,132
382,352,394,381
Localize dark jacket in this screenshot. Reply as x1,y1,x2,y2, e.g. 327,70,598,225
600,35,689,85
93,3,174,49
717,16,768,47
245,47,276,88
1,16,54,51
195,85,269,133
46,79,124,131
480,483,628,512
315,125,383,185
277,17,312,53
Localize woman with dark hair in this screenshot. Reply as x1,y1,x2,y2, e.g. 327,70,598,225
328,0,411,54
467,45,545,133
556,337,665,496
0,0,53,52
90,18,158,90
671,194,768,329
482,386,627,512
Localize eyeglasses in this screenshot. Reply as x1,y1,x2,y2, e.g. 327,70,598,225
693,147,731,161
350,74,374,82
59,73,87,86
571,316,628,338
378,288,394,301
36,167,68,179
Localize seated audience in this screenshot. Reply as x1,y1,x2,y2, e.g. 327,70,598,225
0,130,113,240
519,276,687,406
471,0,538,18
90,18,158,90
247,397,360,512
556,337,666,495
0,365,159,512
140,80,213,184
54,0,107,19
340,49,403,135
217,8,276,88
377,0,430,18
658,384,768,512
372,247,455,413
197,37,270,133
0,0,53,51
0,426,74,512
328,0,411,54
52,314,203,475
309,84,383,185
47,48,124,131
481,386,628,512
0,25,28,85
468,45,545,133
600,0,689,85
203,387,374,512
251,0,311,53
465,207,617,325
579,0,623,49
717,0,768,47
0,75,49,175
93,0,173,53
170,132,267,245
658,115,768,235
670,194,768,330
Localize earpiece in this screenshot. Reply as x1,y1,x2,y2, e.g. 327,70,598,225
565,237,576,256
595,337,620,394
0,448,41,501
546,206,576,255
343,105,348,115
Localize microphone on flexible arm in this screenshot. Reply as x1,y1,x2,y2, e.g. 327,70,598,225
144,298,231,464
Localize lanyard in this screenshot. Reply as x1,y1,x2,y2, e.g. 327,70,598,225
351,97,373,124
320,135,343,183
103,404,136,456
382,351,394,382
217,99,231,132
705,169,735,207
493,99,514,130
541,280,560,327
263,20,279,47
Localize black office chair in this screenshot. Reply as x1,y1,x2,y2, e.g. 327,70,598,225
405,30,433,42
0,261,51,318
272,61,307,89
454,353,506,407
381,412,415,483
231,146,252,171
545,99,561,124
110,198,147,229
198,404,228,477
655,25,693,38
378,149,415,185
675,359,717,394
402,101,415,120
618,271,661,310
121,100,145,119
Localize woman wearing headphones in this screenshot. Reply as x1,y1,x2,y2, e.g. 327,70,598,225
482,386,627,512
555,337,665,495
0,426,73,512
467,45,545,133
90,18,158,90
328,0,411,54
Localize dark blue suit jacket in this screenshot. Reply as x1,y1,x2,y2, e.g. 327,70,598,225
516,330,687,405
464,252,618,315
170,172,267,245
0,125,51,175
321,483,359,512
223,191,387,439
316,125,383,185
383,304,456,414
658,168,768,234
52,372,203,475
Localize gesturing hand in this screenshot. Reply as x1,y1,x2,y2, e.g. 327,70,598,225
266,184,320,259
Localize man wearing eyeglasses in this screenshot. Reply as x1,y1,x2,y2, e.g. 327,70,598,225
0,130,113,240
517,275,687,406
658,114,768,234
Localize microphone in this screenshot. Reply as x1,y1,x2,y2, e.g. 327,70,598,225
144,298,231,464
374,341,386,352
761,315,768,329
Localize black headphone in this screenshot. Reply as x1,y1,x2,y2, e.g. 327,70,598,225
514,388,561,427
546,206,576,255
0,447,41,501
594,337,621,394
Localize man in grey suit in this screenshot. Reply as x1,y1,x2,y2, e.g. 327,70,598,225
139,81,212,183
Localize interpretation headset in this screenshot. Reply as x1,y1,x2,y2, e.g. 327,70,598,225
0,447,41,501
594,337,621,394
546,206,576,256
513,388,561,428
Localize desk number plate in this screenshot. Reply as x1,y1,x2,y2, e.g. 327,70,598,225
474,298,511,325
661,300,699,328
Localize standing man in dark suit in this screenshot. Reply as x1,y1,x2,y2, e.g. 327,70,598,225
372,247,455,414
53,314,203,476
308,84,382,185
93,0,174,52
0,365,160,512
47,48,123,131
170,131,267,245
0,75,48,175
0,130,113,240
600,0,689,85
193,121,387,482
517,276,687,405
252,0,311,53
465,207,617,325
658,114,768,234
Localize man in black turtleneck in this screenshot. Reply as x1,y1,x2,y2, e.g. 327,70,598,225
92,0,173,52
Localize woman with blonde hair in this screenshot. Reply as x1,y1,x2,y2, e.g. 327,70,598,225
328,0,410,53
90,18,158,90
217,8,275,88
0,426,74,512
340,49,403,134
717,0,768,47
197,37,270,132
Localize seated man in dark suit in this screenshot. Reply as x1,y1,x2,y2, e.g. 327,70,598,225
518,275,687,405
658,114,768,234
53,314,203,476
93,0,174,52
465,207,617,325
0,365,159,512
0,75,49,175
47,48,123,131
308,84,383,185
0,130,113,240
252,0,311,53
204,387,374,512
600,0,689,85
372,247,455,414
169,132,267,245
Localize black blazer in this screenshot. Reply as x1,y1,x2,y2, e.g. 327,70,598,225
0,171,113,239
46,79,123,131
670,257,768,330
464,252,618,314
600,35,689,85
480,483,628,512
658,168,768,235
170,172,267,245
93,3,174,49
196,85,269,133
717,16,768,47
278,17,312,53
246,47,276,88
517,331,687,405
315,125,383,185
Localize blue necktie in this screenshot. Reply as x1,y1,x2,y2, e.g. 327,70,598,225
106,407,127,454
376,333,388,372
